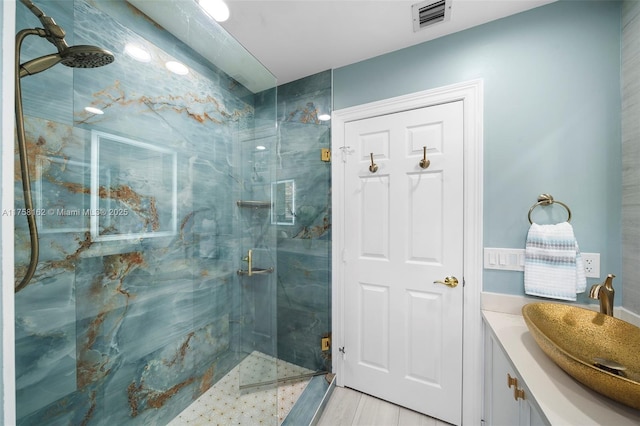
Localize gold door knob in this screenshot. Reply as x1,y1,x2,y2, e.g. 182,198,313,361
433,276,459,288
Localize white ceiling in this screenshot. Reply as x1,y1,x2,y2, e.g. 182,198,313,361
219,0,556,86
130,0,556,92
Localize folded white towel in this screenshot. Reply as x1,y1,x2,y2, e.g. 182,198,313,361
524,222,586,301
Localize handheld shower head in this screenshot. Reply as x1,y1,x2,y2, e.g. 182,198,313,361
20,0,68,52
19,52,63,77
19,45,115,78
17,0,115,77
60,45,115,68
14,3,115,292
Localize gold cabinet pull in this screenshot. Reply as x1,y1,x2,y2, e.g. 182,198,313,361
419,146,430,169
507,373,518,389
369,152,378,173
507,373,525,401
433,276,459,288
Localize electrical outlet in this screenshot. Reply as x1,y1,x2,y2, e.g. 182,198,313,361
582,252,600,278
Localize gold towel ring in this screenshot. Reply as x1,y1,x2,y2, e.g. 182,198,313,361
528,194,571,224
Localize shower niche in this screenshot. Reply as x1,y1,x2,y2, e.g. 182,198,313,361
90,130,177,241
271,179,296,225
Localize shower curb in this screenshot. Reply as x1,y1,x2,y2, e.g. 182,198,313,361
282,373,335,426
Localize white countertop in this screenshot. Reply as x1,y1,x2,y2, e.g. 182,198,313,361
483,310,640,425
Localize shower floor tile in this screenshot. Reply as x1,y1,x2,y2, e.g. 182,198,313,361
169,351,313,426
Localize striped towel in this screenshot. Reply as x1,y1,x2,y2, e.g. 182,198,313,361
524,222,586,301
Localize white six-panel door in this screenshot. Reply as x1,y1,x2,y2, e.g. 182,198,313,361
342,101,464,425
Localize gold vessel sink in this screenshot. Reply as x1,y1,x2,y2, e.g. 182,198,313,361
522,302,640,409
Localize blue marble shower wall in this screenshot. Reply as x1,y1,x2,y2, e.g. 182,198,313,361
14,0,275,424
272,71,332,373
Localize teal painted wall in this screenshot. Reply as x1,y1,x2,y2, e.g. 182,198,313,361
334,0,622,301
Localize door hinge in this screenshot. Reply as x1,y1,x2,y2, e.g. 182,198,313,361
321,334,331,351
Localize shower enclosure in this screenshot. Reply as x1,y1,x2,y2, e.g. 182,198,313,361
12,1,330,424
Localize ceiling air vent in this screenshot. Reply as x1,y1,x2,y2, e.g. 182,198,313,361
412,0,451,32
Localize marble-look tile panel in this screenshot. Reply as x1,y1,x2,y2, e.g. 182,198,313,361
277,246,331,371
15,269,77,419
14,0,271,424
14,3,336,425
268,71,332,373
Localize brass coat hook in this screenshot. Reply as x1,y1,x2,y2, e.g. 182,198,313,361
369,152,378,173
419,146,430,169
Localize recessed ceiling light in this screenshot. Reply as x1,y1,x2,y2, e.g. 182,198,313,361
165,61,189,75
85,106,104,115
197,0,230,22
256,145,267,151
318,113,331,121
124,43,151,62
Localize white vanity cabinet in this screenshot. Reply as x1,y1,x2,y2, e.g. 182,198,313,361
484,324,547,426
482,309,640,426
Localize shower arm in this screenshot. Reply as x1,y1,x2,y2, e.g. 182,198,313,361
14,28,45,293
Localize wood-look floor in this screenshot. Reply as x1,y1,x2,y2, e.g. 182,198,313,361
316,386,452,426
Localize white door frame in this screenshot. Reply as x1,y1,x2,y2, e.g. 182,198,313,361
331,79,483,425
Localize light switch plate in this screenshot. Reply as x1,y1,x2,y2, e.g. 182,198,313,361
484,248,601,278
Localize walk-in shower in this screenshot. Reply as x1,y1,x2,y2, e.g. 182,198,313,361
14,0,114,292
12,1,331,424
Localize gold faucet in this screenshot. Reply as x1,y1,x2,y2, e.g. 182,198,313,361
589,273,615,316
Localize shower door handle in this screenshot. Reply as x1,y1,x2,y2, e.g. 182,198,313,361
242,249,253,276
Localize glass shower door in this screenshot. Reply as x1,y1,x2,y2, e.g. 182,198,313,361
236,116,279,394
14,1,281,425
